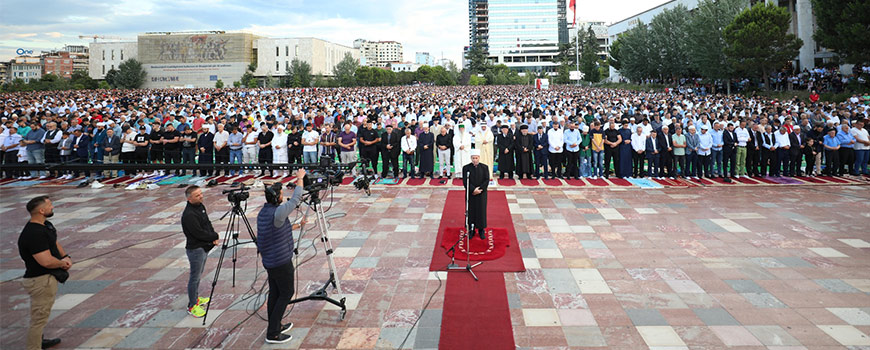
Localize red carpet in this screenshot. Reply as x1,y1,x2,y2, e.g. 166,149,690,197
341,176,354,185
406,178,426,186
280,176,297,183
232,175,254,183
497,178,516,186
430,178,449,186
796,176,825,184
452,178,464,186
519,179,539,186
609,178,633,186
735,176,760,184
709,177,736,185
564,178,586,186
440,272,515,350
214,175,235,183
440,227,510,261
429,190,524,272
671,178,698,187
818,176,848,184
691,177,715,185
542,178,562,186
102,176,130,185
586,178,609,186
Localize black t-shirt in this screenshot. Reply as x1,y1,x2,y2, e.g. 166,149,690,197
258,131,274,148
181,132,197,148
134,133,149,152
149,130,164,150
604,128,620,145
163,130,181,150
18,221,61,278
359,128,378,149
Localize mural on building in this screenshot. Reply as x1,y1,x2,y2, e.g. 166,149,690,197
155,35,229,62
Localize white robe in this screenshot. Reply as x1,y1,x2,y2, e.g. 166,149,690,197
453,130,472,177
272,132,288,164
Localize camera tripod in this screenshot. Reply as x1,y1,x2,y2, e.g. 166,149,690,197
202,198,258,325
445,168,482,281
288,191,347,320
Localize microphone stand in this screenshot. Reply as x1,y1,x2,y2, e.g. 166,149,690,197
446,166,482,281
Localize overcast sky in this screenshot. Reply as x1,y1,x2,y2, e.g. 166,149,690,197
0,0,669,65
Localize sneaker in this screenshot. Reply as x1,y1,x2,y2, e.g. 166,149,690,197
188,304,206,318
265,334,292,344
159,170,165,176
281,322,294,335
22,176,32,180
41,337,61,349
38,175,48,179
197,296,210,305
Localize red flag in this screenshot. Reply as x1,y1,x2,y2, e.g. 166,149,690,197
569,0,576,26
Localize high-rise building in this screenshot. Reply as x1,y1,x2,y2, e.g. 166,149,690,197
41,52,74,79
354,39,403,68
468,0,568,73
8,57,42,83
415,52,436,66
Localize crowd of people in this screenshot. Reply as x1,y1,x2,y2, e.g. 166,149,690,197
1,85,869,183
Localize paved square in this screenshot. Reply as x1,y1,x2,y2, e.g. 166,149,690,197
1,183,869,349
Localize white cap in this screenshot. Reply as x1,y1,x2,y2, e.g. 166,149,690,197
470,149,481,157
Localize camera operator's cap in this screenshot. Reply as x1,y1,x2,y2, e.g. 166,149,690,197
470,149,481,156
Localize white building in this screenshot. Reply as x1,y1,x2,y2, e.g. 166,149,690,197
415,52,436,66
607,0,835,81
8,57,42,83
390,62,422,73
88,42,138,79
255,38,359,77
574,21,609,60
354,39,403,68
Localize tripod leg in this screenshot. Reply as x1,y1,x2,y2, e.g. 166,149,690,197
203,226,234,325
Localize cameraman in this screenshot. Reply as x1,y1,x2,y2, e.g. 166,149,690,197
257,168,306,344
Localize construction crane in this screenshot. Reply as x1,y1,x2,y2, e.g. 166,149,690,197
78,35,134,42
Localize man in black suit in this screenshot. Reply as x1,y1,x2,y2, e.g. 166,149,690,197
722,123,738,178
657,125,674,178
380,124,401,178
800,127,818,176
789,128,804,176
746,125,762,176
99,129,122,178
71,129,91,178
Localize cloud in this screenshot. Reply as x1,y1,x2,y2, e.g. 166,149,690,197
44,32,64,38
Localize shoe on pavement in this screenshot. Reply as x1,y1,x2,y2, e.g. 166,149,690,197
197,296,210,305
188,304,206,318
265,334,292,344
42,337,61,349
38,175,48,179
281,322,294,335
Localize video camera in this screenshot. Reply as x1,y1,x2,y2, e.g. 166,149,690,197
222,185,250,204
298,157,374,196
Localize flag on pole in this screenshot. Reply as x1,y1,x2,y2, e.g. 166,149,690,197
569,0,577,26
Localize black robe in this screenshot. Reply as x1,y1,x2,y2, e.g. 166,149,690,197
515,133,534,175
417,132,435,174
462,162,490,231
496,132,515,173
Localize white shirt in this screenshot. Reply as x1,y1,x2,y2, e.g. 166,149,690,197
852,127,870,151
735,127,750,146
401,134,417,153
302,130,320,152
547,128,564,153
121,132,136,152
244,130,259,148
773,130,791,148
213,130,229,149
631,132,647,152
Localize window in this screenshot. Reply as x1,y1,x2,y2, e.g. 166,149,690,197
121,50,124,60
276,46,279,56
276,61,279,71
111,50,115,60
102,65,105,74
286,46,289,56
295,45,299,56
102,50,105,60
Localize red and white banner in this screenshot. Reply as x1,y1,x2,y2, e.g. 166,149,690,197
569,0,577,27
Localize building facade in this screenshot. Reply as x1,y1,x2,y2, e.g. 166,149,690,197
574,21,609,61
42,52,74,78
88,41,138,79
391,62,422,73
354,39,403,68
254,38,359,77
468,0,568,73
415,52,436,66
8,57,42,83
607,0,836,81
137,32,257,88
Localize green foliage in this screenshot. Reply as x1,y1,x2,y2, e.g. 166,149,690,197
233,81,241,88
619,21,655,81
468,75,487,86
284,58,313,87
113,59,147,89
608,38,622,71
465,38,492,74
483,64,526,85
240,63,257,88
812,0,870,64
724,2,803,89
333,53,358,86
98,81,111,90
70,70,97,90
215,79,224,88
104,68,120,88
687,0,747,90
580,26,601,83
553,42,576,84
648,5,692,79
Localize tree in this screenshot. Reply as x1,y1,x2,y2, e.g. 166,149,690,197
240,63,257,88
619,21,655,82
355,66,374,86
688,0,748,94
724,2,802,90
104,68,120,88
812,0,870,64
215,79,224,88
465,38,491,74
70,70,98,90
649,5,692,79
553,42,576,84
333,53,358,86
608,37,622,71
113,59,147,89
579,26,601,83
286,59,313,87
98,81,111,90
